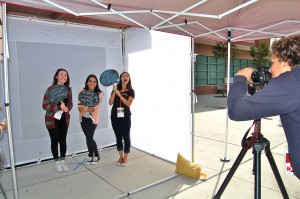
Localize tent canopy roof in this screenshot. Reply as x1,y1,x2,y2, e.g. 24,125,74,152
3,0,300,42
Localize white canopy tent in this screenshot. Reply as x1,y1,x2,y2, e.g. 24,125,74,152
2,0,300,41
4,0,300,162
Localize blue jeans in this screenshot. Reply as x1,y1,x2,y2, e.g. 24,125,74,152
111,116,131,153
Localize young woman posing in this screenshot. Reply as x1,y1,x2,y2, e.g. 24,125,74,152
42,68,73,172
109,72,135,166
78,74,104,164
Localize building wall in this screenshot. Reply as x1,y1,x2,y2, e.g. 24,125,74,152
194,42,254,95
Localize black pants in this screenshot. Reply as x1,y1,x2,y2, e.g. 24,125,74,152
111,116,131,153
81,117,99,157
48,119,68,161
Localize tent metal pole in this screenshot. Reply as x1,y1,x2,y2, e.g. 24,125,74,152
121,28,126,71
220,29,231,162
91,0,148,29
2,3,19,199
191,37,195,162
113,174,180,199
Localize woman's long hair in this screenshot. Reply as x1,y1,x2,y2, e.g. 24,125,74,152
52,68,70,87
84,74,102,93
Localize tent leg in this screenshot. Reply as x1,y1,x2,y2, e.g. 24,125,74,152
2,3,19,199
191,37,196,162
220,29,231,162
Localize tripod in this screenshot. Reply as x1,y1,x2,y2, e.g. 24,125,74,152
213,119,289,199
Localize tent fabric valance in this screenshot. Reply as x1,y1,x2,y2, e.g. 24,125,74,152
2,0,300,42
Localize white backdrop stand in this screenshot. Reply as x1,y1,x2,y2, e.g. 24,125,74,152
2,3,19,199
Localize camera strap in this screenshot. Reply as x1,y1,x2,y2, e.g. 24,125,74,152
241,119,261,149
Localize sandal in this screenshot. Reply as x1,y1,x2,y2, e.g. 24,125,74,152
121,159,128,166
116,158,123,166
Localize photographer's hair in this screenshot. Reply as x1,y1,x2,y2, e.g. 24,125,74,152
272,35,300,69
116,72,132,90
84,74,102,93
52,68,70,87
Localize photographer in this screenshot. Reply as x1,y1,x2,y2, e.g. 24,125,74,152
228,35,300,180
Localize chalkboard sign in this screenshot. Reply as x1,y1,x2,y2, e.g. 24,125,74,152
78,90,100,107
100,69,119,86
47,85,68,104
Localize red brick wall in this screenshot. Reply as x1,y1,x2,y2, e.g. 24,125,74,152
195,85,217,95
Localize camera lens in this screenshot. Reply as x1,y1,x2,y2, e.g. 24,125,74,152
251,67,271,85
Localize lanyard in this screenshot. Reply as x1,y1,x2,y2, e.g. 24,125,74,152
119,90,124,107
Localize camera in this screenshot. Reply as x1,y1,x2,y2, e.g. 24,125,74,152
248,66,272,95
251,66,272,86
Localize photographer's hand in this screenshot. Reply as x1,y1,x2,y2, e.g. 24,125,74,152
236,67,255,82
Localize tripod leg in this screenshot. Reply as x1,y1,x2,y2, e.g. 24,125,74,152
213,147,248,199
253,142,263,199
264,141,289,199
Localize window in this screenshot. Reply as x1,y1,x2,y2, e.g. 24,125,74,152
194,55,254,86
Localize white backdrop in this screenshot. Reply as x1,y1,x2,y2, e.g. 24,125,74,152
0,17,192,166
126,28,192,163
0,16,122,165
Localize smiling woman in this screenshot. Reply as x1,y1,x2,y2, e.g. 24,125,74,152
42,68,73,172
78,74,104,165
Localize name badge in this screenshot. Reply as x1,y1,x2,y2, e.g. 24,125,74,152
117,107,124,118
54,110,63,120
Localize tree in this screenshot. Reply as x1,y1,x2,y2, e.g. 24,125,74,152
212,42,240,59
249,42,271,68
212,42,240,85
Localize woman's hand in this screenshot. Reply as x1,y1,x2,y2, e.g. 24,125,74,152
60,102,68,112
113,85,121,97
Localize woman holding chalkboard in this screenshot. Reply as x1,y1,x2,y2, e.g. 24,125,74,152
78,74,103,164
109,72,135,166
42,68,73,172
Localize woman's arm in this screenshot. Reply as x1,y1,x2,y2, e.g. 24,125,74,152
109,90,116,105
79,106,95,113
118,95,134,107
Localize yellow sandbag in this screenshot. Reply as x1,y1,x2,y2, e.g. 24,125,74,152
175,153,207,179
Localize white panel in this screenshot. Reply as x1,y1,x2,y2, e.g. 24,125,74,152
127,28,192,162
0,16,122,165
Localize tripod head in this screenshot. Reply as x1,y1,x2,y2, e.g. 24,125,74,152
241,119,262,150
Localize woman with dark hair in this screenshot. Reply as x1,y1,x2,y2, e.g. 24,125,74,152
109,72,135,166
42,68,73,172
78,74,104,164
